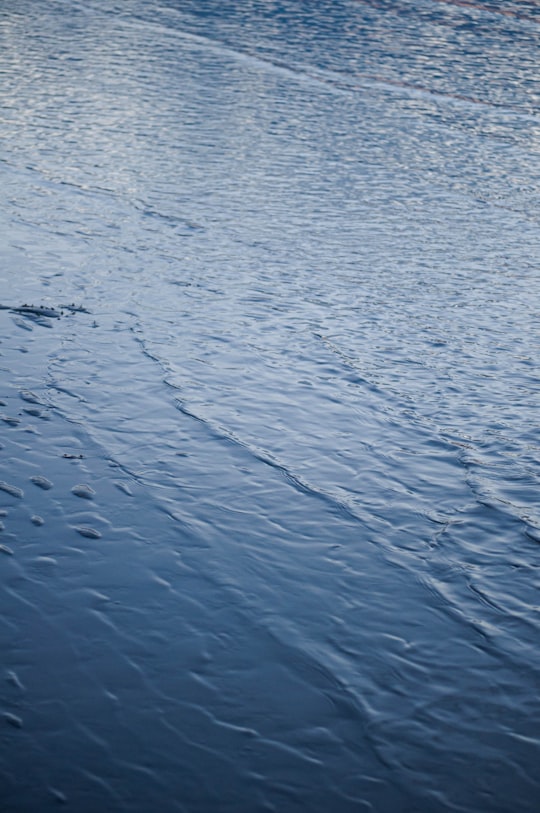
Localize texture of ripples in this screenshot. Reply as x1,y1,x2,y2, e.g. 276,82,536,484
1,1,539,811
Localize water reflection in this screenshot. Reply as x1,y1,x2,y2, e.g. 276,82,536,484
0,1,539,811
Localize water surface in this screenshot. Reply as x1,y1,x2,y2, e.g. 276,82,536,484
1,1,539,811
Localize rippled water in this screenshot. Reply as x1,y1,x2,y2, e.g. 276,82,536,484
1,1,539,810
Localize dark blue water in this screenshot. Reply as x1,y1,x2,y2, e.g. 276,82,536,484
1,1,539,810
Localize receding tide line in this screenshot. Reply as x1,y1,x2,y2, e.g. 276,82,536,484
171,398,381,533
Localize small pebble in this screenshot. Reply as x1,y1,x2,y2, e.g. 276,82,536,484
71,484,95,499
30,475,53,490
75,526,102,539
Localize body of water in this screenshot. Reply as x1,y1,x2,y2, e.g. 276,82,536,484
0,1,539,810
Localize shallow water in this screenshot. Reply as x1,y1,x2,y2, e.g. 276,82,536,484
1,1,539,810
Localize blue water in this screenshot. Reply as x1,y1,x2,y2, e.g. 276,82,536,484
1,1,539,810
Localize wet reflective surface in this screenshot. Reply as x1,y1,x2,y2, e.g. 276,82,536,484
1,1,539,810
